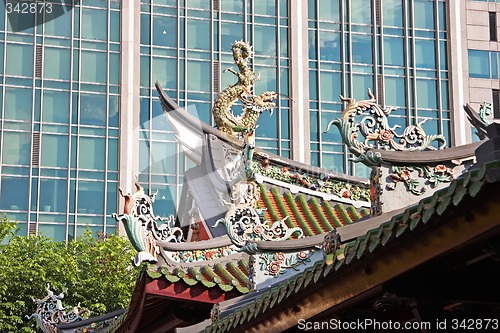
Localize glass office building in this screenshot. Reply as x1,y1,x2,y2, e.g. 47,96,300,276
0,0,477,240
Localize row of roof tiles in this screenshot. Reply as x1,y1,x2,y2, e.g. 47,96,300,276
257,184,370,236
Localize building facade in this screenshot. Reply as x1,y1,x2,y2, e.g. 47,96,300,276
0,0,482,240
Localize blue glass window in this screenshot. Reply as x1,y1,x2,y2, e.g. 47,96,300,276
187,60,210,92
0,176,29,211
153,15,177,48
4,87,32,121
319,31,341,62
351,34,372,64
385,76,406,107
254,26,277,56
153,57,177,90
77,180,104,214
416,79,437,109
44,4,71,38
320,71,341,102
6,43,33,77
43,90,70,124
79,137,105,170
81,51,107,83
39,178,68,213
44,47,71,80
187,19,210,50
468,50,490,79
80,93,106,126
351,0,371,24
383,0,403,27
415,39,436,69
41,134,68,168
221,22,244,52
81,8,107,40
414,0,435,30
384,36,404,67
318,0,340,22
2,132,31,165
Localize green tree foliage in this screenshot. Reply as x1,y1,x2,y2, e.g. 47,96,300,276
0,216,140,332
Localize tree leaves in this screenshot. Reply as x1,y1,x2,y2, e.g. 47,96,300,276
0,217,141,332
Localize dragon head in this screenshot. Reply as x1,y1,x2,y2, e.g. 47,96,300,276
253,91,277,115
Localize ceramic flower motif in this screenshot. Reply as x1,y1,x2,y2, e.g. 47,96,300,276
172,246,236,263
259,250,314,277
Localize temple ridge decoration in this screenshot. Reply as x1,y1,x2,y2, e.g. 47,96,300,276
28,285,90,333
112,182,183,266
325,89,447,156
212,205,303,253
212,40,277,138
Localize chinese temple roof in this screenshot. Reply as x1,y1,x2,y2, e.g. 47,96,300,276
32,41,500,333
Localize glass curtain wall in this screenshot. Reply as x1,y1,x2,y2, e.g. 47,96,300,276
139,0,290,215
0,0,120,240
308,0,449,177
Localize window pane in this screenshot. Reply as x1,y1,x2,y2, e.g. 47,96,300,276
81,8,107,40
6,43,33,77
256,109,278,139
351,0,371,24
44,47,71,80
107,138,118,171
109,95,119,127
187,60,210,91
150,141,176,174
384,36,404,67
351,34,372,64
416,79,437,109
106,182,118,215
221,22,243,52
44,4,71,37
254,25,277,56
4,87,32,121
468,50,490,79
80,93,106,126
385,76,406,107
79,137,105,170
110,10,120,42
152,186,175,217
39,179,67,213
41,134,69,168
187,0,209,9
352,74,373,100
2,132,31,165
319,31,341,62
153,57,177,90
0,177,29,211
254,2,275,16
221,0,243,12
81,50,107,83
38,224,67,242
254,66,277,92
415,39,436,69
383,0,403,27
153,15,177,47
77,181,104,214
109,53,120,85
318,0,340,22
43,90,70,123
414,0,435,30
187,19,210,50
320,71,341,102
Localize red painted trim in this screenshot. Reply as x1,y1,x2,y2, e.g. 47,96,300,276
145,276,241,303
